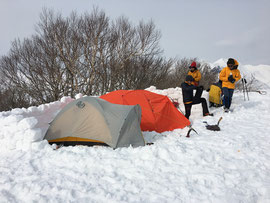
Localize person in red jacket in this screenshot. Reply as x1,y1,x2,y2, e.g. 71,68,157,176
219,58,241,112
188,61,201,86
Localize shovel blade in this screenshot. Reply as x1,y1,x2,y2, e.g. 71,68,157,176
206,125,220,131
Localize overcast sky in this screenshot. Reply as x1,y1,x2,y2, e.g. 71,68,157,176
1,0,270,65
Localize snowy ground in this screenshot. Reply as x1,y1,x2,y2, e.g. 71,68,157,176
1,87,270,203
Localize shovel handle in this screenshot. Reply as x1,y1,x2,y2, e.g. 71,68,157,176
217,117,223,126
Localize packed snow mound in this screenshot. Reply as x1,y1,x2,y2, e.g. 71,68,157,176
0,96,74,151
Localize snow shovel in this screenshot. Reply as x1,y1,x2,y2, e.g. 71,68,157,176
203,117,223,131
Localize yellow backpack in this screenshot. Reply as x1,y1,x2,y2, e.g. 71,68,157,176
209,84,223,107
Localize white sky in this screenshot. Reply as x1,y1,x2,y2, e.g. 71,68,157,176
1,0,270,65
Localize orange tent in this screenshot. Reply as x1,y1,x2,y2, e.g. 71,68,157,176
100,90,190,133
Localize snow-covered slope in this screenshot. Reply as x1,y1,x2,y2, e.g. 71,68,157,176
210,58,228,69
240,64,270,88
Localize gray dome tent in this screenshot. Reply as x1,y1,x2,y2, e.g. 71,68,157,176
44,96,145,148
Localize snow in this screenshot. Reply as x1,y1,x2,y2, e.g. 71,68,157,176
1,62,270,202
210,58,228,69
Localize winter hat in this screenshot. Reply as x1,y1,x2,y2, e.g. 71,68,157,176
227,58,235,66
185,75,194,82
190,61,197,68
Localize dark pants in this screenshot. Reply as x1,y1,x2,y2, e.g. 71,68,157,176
184,87,209,119
222,87,234,109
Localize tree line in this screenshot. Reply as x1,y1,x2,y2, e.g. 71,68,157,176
0,8,218,111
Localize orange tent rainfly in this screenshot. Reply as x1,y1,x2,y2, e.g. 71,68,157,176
100,90,190,133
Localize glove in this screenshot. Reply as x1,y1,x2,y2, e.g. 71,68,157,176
228,75,235,83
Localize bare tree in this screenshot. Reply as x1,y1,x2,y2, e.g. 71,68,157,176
164,58,197,88
164,58,219,89
0,7,170,110
199,62,218,90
